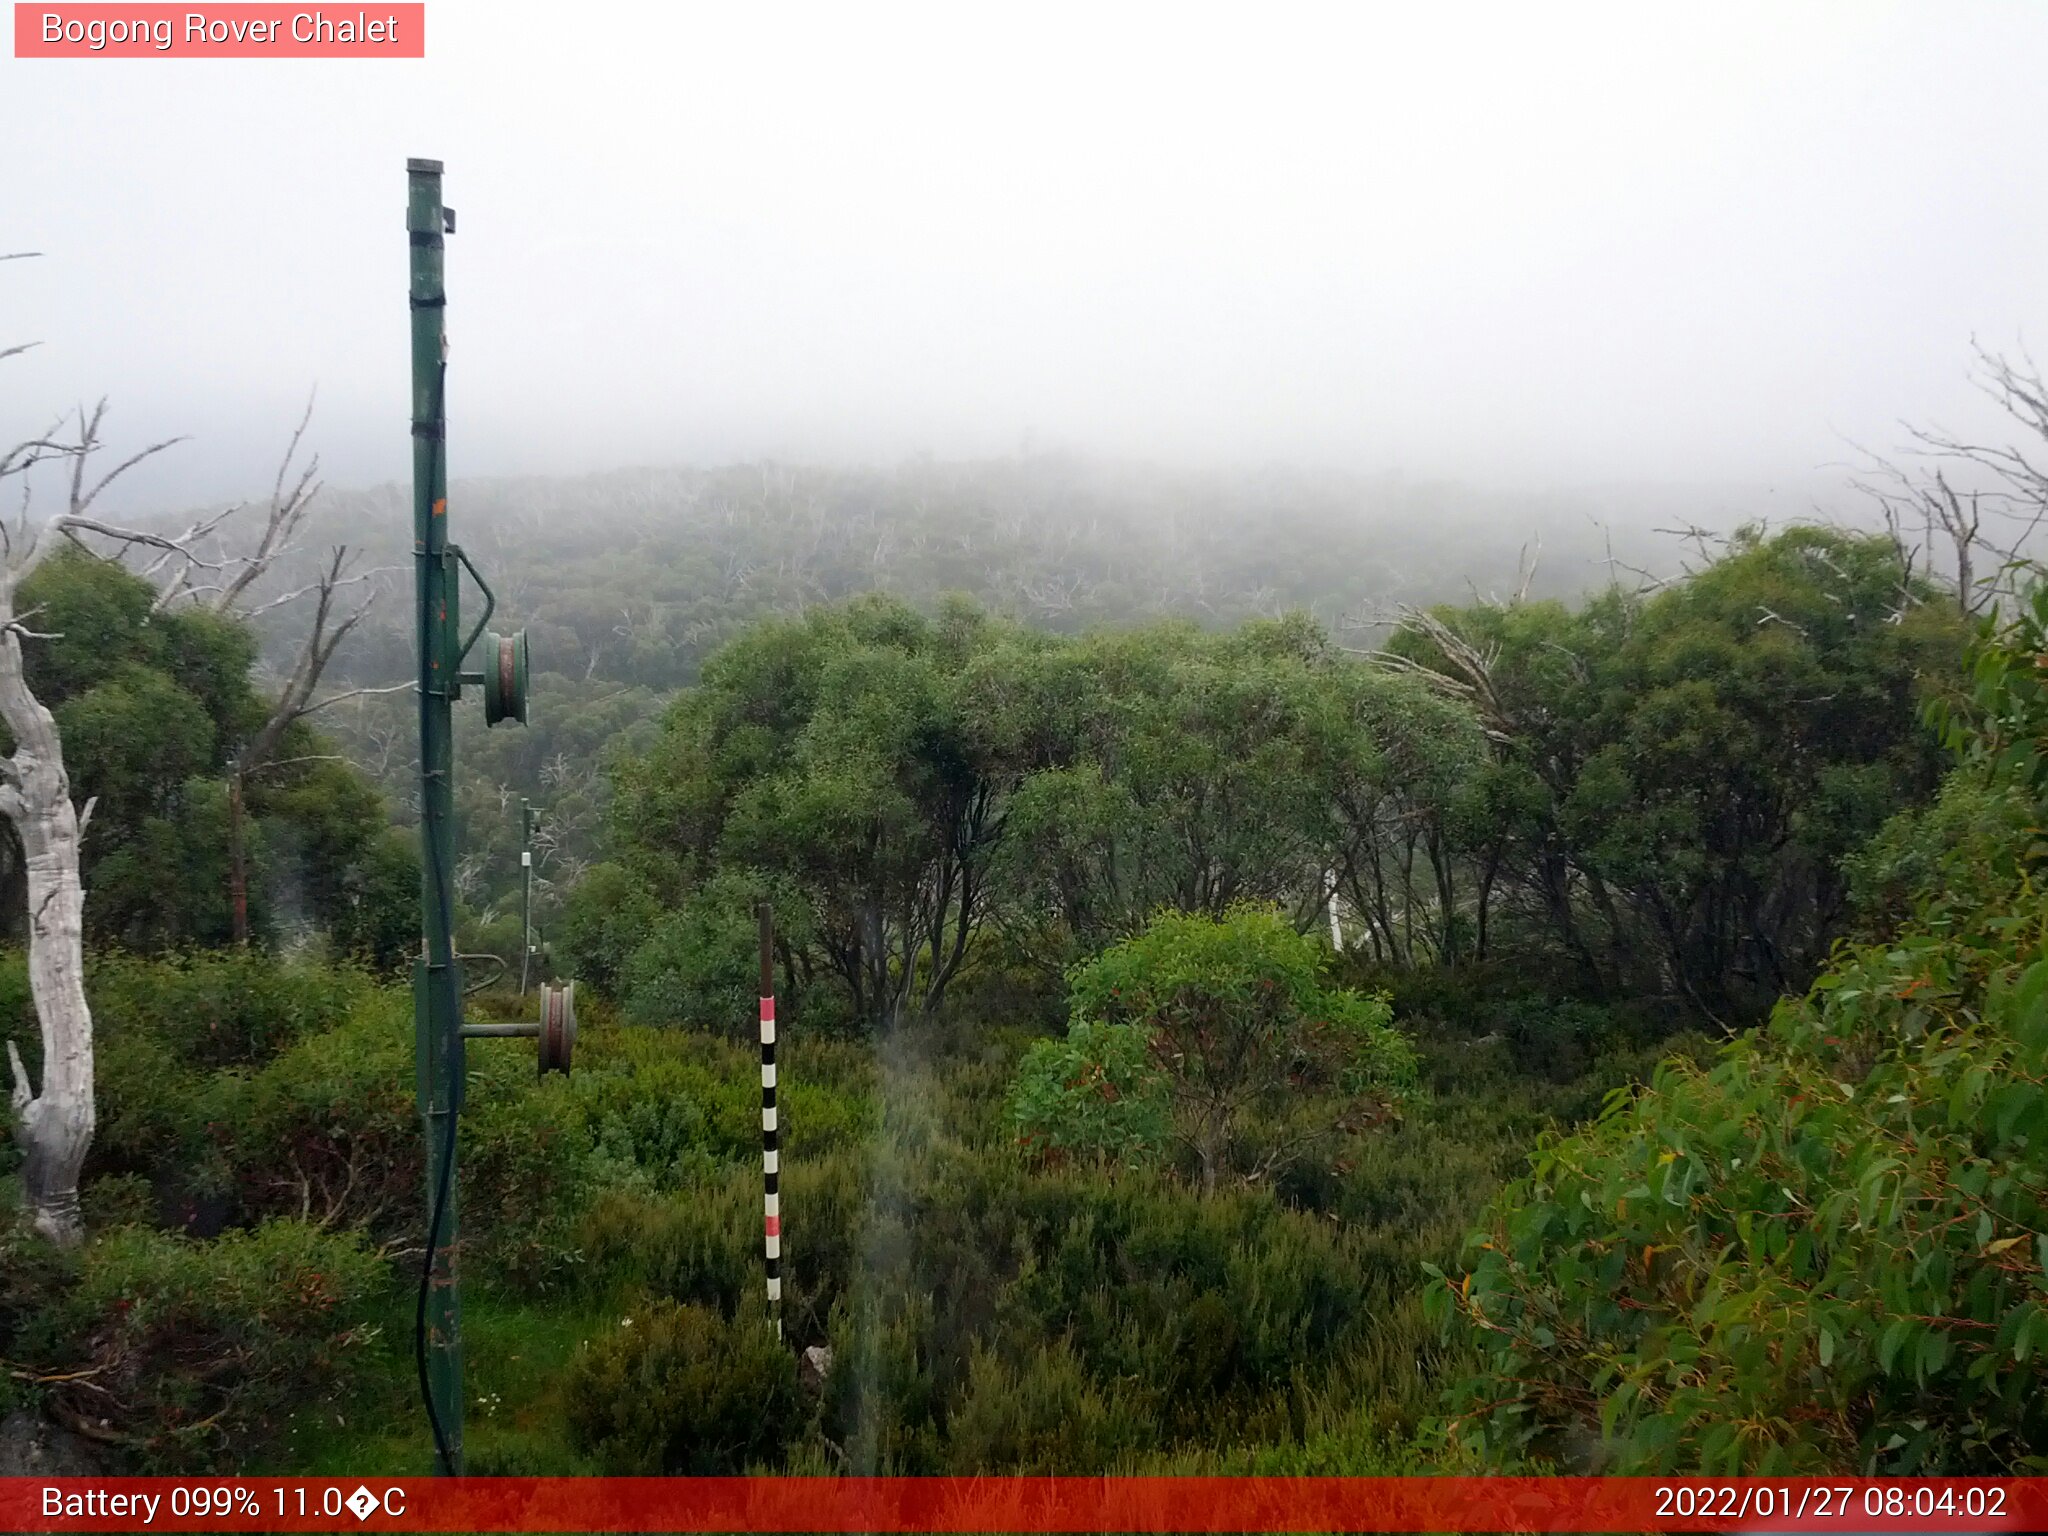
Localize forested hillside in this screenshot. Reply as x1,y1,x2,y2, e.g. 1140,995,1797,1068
259,457,1753,956
10,421,2043,1474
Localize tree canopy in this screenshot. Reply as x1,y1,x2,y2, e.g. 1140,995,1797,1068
6,549,411,962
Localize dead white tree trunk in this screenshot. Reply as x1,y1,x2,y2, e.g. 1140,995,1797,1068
0,542,93,1244
3,255,190,1239
1,276,83,1241
0,395,180,1244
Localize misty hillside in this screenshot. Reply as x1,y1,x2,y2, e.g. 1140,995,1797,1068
235,455,1765,918
278,455,1758,696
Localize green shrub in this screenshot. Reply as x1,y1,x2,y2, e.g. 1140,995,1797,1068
1846,775,2037,937
88,950,372,1071
460,1063,590,1286
29,1220,385,1466
559,862,661,999
91,1027,208,1181
998,1174,1372,1430
563,1297,800,1472
1009,1020,1169,1171
157,989,587,1279
16,951,372,1179
619,884,757,1031
203,990,418,1236
1493,997,1634,1082
1431,931,2048,1473
576,1151,866,1345
1055,904,1416,1192
811,1134,1399,1458
568,1028,758,1190
941,1340,1145,1472
821,1288,947,1472
0,1212,77,1364
324,826,420,973
82,1173,155,1229
578,1181,756,1314
81,954,384,1215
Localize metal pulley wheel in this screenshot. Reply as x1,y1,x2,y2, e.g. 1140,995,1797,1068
482,629,529,726
537,981,575,1074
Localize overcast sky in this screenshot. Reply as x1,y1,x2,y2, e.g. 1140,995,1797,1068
4,1,2047,513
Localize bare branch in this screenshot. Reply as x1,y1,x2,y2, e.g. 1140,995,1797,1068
244,563,396,619
6,1039,30,1114
243,753,350,776
1514,534,1542,604
296,679,415,716
66,401,188,522
1756,606,1808,636
237,545,376,777
1348,606,1517,744
0,425,79,483
1846,343,2048,609
58,515,222,565
211,390,322,615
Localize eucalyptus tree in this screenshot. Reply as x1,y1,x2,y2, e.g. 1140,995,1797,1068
613,595,1035,1029
996,618,1352,954
995,616,1488,966
1376,526,1966,1016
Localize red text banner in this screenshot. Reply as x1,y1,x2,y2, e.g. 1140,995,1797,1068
5,1477,2048,1533
13,5,424,57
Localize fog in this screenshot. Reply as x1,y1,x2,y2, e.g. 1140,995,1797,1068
5,1,2047,516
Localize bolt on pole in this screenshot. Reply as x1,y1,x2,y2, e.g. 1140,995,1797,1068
408,155,465,1477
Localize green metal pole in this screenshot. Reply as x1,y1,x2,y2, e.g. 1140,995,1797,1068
408,156,464,1477
519,799,533,997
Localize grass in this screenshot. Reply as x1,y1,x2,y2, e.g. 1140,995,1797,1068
278,1288,610,1476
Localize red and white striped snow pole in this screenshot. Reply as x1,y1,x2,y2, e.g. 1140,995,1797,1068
758,902,782,1339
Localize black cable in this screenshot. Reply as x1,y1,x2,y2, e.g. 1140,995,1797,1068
416,1076,459,1474
412,355,459,1477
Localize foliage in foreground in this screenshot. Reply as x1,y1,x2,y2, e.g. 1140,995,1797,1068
16,1218,385,1463
1431,582,2048,1472
563,1297,799,1473
2,934,1660,1474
